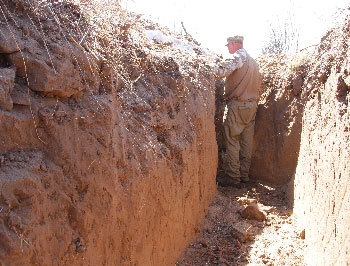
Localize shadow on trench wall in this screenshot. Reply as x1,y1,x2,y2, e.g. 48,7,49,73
214,79,226,180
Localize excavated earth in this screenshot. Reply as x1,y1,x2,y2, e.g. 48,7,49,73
0,1,349,266
0,1,219,265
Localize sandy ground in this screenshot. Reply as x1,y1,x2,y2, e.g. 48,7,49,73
176,182,306,265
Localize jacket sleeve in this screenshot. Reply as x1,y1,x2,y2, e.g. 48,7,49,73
214,50,247,78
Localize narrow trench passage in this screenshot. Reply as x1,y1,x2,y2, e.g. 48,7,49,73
176,183,305,265
175,68,307,265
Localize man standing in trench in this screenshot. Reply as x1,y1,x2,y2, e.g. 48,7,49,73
214,35,261,188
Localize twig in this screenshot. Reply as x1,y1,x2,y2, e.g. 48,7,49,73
79,30,89,45
27,13,57,74
88,159,96,170
46,4,104,111
180,21,200,46
13,228,31,252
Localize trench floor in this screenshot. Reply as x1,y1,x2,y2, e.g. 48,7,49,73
176,182,305,265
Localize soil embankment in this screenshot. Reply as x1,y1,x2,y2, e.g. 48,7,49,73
0,1,218,265
292,22,350,265
256,20,350,264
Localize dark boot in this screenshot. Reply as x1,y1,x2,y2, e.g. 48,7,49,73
217,177,242,188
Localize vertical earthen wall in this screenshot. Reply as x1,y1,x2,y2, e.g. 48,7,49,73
254,18,350,265
293,71,350,266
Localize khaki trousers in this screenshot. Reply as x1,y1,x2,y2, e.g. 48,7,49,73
223,100,257,183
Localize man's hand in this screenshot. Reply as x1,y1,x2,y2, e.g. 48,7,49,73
213,65,225,78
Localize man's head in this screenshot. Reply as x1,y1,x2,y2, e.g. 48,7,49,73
226,35,244,54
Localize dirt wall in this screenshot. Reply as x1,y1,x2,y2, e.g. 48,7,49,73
251,55,304,184
257,17,350,265
0,2,218,265
293,23,350,266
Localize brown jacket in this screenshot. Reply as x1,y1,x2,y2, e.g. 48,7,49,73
224,55,261,102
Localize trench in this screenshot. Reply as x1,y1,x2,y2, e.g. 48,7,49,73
0,2,349,266
175,73,306,265
177,38,350,265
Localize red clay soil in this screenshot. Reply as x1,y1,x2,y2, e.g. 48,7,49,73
0,1,218,265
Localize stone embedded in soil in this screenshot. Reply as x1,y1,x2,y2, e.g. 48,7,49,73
240,203,267,222
0,30,19,53
231,226,254,243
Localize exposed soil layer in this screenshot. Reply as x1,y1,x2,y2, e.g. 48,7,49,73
0,1,219,265
292,19,350,266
